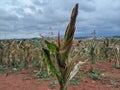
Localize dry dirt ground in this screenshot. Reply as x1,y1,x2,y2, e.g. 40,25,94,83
0,62,120,90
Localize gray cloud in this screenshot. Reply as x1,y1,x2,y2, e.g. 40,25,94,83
0,0,120,39
0,9,19,33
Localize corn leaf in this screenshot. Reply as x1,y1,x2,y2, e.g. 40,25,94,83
69,62,81,80
62,3,78,48
43,48,61,81
45,40,59,53
65,53,79,81
29,40,43,48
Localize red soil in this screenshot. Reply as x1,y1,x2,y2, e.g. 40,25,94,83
0,62,120,90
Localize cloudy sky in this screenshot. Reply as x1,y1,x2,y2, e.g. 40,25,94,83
0,0,120,39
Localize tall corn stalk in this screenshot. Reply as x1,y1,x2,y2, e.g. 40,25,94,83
31,4,80,90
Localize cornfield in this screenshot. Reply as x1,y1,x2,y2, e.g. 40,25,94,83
0,38,120,69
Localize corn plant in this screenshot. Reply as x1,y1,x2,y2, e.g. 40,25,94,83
101,38,110,61
88,42,97,72
31,4,82,90
114,45,120,68
89,42,97,64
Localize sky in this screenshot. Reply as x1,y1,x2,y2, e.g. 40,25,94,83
0,0,120,39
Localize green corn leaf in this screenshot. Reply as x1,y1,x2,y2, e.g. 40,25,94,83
29,40,44,48
45,40,59,53
69,62,81,80
43,48,61,81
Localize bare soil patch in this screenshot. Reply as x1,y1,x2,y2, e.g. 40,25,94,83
0,62,120,90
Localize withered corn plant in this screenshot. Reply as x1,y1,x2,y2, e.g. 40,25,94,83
101,38,110,61
0,40,43,70
112,45,120,68
31,4,81,90
88,42,96,72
